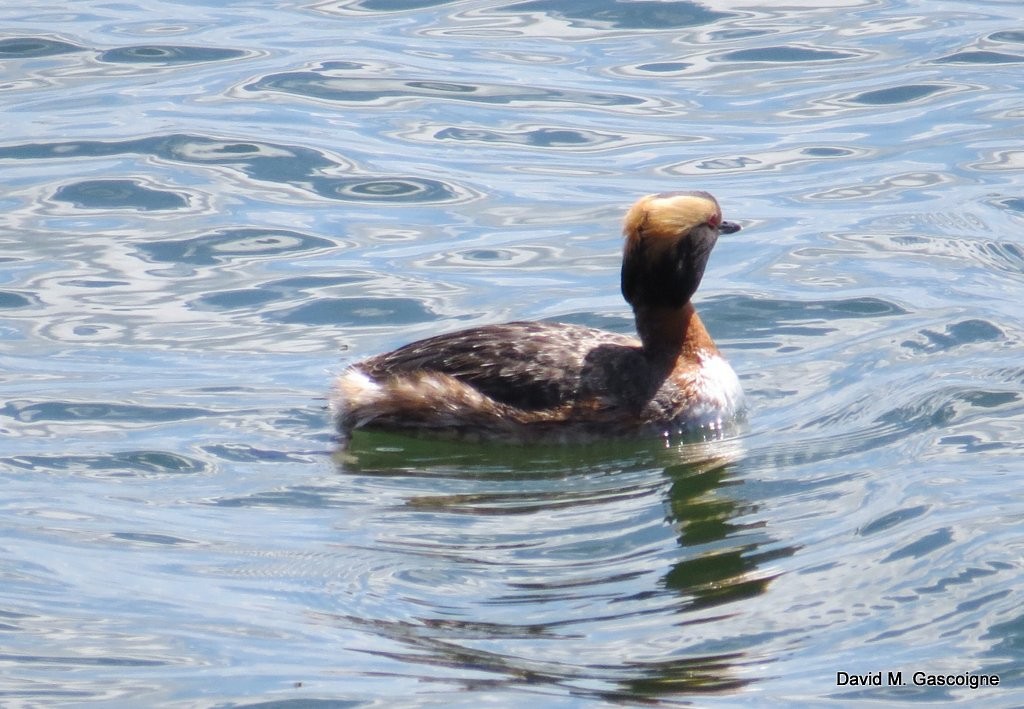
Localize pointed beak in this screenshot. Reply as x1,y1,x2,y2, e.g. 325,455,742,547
719,220,741,234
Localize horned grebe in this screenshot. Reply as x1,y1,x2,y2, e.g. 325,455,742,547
331,191,744,444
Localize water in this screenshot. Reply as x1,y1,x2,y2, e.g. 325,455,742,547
2,0,1023,706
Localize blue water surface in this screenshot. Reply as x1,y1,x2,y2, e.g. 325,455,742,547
2,1,1024,706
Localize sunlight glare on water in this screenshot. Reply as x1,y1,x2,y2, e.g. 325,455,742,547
1,0,1024,706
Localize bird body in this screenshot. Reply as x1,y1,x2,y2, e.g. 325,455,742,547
331,191,744,444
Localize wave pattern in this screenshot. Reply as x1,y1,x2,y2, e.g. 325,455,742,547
2,0,1024,706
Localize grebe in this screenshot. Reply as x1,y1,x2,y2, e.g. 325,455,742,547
331,191,744,444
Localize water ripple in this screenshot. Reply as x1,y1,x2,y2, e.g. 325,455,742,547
4,451,208,477
901,319,1006,354
502,0,735,30
0,134,474,205
0,36,86,58
316,439,787,697
665,145,872,176
247,69,652,112
849,83,951,106
97,45,248,65
136,228,338,267
430,124,633,151
52,178,190,211
934,50,1024,65
1,400,220,425
271,296,439,326
719,45,859,63
0,291,37,309
4,1,1024,705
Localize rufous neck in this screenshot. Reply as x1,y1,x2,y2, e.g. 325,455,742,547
633,301,719,363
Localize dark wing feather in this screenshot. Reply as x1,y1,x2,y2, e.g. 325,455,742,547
358,321,638,411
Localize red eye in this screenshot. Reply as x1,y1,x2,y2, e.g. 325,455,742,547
707,213,721,228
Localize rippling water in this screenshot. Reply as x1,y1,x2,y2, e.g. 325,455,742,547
2,1,1024,706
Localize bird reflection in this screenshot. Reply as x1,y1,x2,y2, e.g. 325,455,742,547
328,434,796,699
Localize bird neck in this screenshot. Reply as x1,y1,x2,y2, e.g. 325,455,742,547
633,301,719,364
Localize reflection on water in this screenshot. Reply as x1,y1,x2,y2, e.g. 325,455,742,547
0,134,473,205
2,0,1024,705
53,178,191,211
98,45,249,64
326,433,784,699
248,69,653,110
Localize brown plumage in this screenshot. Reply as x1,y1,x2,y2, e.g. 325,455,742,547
331,191,744,444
